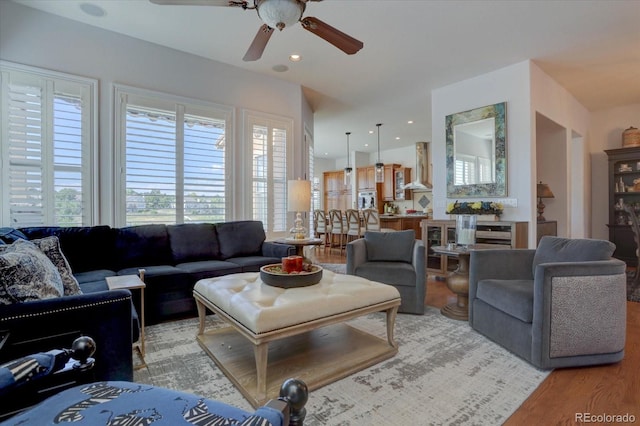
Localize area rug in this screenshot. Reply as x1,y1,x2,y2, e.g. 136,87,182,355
134,307,549,425
318,262,346,274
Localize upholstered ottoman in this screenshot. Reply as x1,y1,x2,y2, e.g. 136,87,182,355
193,270,401,407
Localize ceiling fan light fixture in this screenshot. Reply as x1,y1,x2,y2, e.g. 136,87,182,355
257,0,304,31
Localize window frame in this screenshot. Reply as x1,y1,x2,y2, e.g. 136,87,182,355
243,109,294,239
113,84,234,227
0,60,98,227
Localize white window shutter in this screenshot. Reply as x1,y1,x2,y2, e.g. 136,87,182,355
1,63,95,228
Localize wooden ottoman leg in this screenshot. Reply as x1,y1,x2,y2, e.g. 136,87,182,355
385,306,399,348
196,298,207,336
254,342,269,402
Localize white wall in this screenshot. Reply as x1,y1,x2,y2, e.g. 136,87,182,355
431,60,594,247
590,103,640,240
530,62,591,239
0,1,305,224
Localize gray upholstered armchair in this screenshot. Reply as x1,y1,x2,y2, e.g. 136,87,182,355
346,230,425,314
469,236,627,369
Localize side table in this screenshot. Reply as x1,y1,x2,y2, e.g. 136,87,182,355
432,244,503,321
275,237,323,262
106,270,146,369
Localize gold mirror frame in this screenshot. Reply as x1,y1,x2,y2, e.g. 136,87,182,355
446,102,507,197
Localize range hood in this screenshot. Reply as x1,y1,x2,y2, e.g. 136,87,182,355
402,142,432,190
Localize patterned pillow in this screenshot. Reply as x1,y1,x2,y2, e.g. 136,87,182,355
0,240,64,305
30,236,82,296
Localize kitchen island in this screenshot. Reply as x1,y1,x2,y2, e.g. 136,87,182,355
379,214,429,235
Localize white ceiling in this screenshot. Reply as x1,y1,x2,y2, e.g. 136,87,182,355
14,0,640,159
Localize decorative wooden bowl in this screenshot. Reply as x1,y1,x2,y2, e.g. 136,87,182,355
260,264,323,288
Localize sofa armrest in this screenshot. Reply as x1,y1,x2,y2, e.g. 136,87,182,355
262,241,295,258
531,259,627,368
346,239,367,275
0,290,134,382
412,240,426,286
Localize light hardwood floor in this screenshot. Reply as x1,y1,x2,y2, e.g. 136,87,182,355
307,246,640,424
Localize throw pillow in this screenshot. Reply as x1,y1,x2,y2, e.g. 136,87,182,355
30,236,82,296
364,230,415,263
0,240,64,305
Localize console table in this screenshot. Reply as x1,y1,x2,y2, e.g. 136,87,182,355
422,219,528,279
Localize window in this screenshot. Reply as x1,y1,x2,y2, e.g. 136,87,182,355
246,111,293,237
115,86,232,226
0,62,96,227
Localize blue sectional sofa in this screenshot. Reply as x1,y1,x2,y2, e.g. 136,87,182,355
0,221,294,382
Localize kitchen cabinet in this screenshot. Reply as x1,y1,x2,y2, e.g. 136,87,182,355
323,170,352,211
357,166,377,191
395,167,412,201
379,215,426,235
421,219,528,278
605,146,640,265
382,165,396,200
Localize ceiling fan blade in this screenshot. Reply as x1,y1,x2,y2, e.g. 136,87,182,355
243,24,274,62
149,0,232,6
301,17,363,55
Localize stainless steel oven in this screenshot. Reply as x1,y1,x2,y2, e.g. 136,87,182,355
357,191,377,210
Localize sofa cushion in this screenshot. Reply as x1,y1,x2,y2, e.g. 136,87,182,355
532,236,616,276
364,230,415,263
176,260,243,281
225,256,282,272
0,228,28,244
30,236,82,296
0,240,64,305
355,261,417,287
216,221,265,260
115,225,171,270
167,223,220,263
476,279,534,323
18,226,116,273
74,270,117,286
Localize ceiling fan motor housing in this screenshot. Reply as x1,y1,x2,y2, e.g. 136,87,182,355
256,0,305,30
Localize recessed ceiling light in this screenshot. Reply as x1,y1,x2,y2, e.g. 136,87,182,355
395,137,400,140
289,54,301,62
369,130,374,134
407,120,414,124
79,2,106,17
364,143,369,147
272,64,289,72
324,152,328,155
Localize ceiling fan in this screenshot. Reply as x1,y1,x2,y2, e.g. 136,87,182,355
149,0,364,61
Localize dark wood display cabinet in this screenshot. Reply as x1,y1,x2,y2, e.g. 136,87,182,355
605,146,640,265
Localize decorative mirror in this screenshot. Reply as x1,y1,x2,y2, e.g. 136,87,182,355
446,102,507,197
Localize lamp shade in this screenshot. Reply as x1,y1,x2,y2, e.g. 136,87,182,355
288,179,311,212
537,182,555,199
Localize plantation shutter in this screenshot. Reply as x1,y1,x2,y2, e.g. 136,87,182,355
115,86,231,226
1,64,94,227
249,114,290,236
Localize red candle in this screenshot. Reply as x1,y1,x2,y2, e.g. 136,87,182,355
282,256,304,273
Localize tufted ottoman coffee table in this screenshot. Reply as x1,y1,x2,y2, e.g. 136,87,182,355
193,269,401,407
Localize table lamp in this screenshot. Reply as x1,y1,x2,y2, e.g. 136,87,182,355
536,181,555,222
288,179,311,239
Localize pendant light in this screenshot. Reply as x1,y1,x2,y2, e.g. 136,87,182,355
344,131,352,186
375,123,384,183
